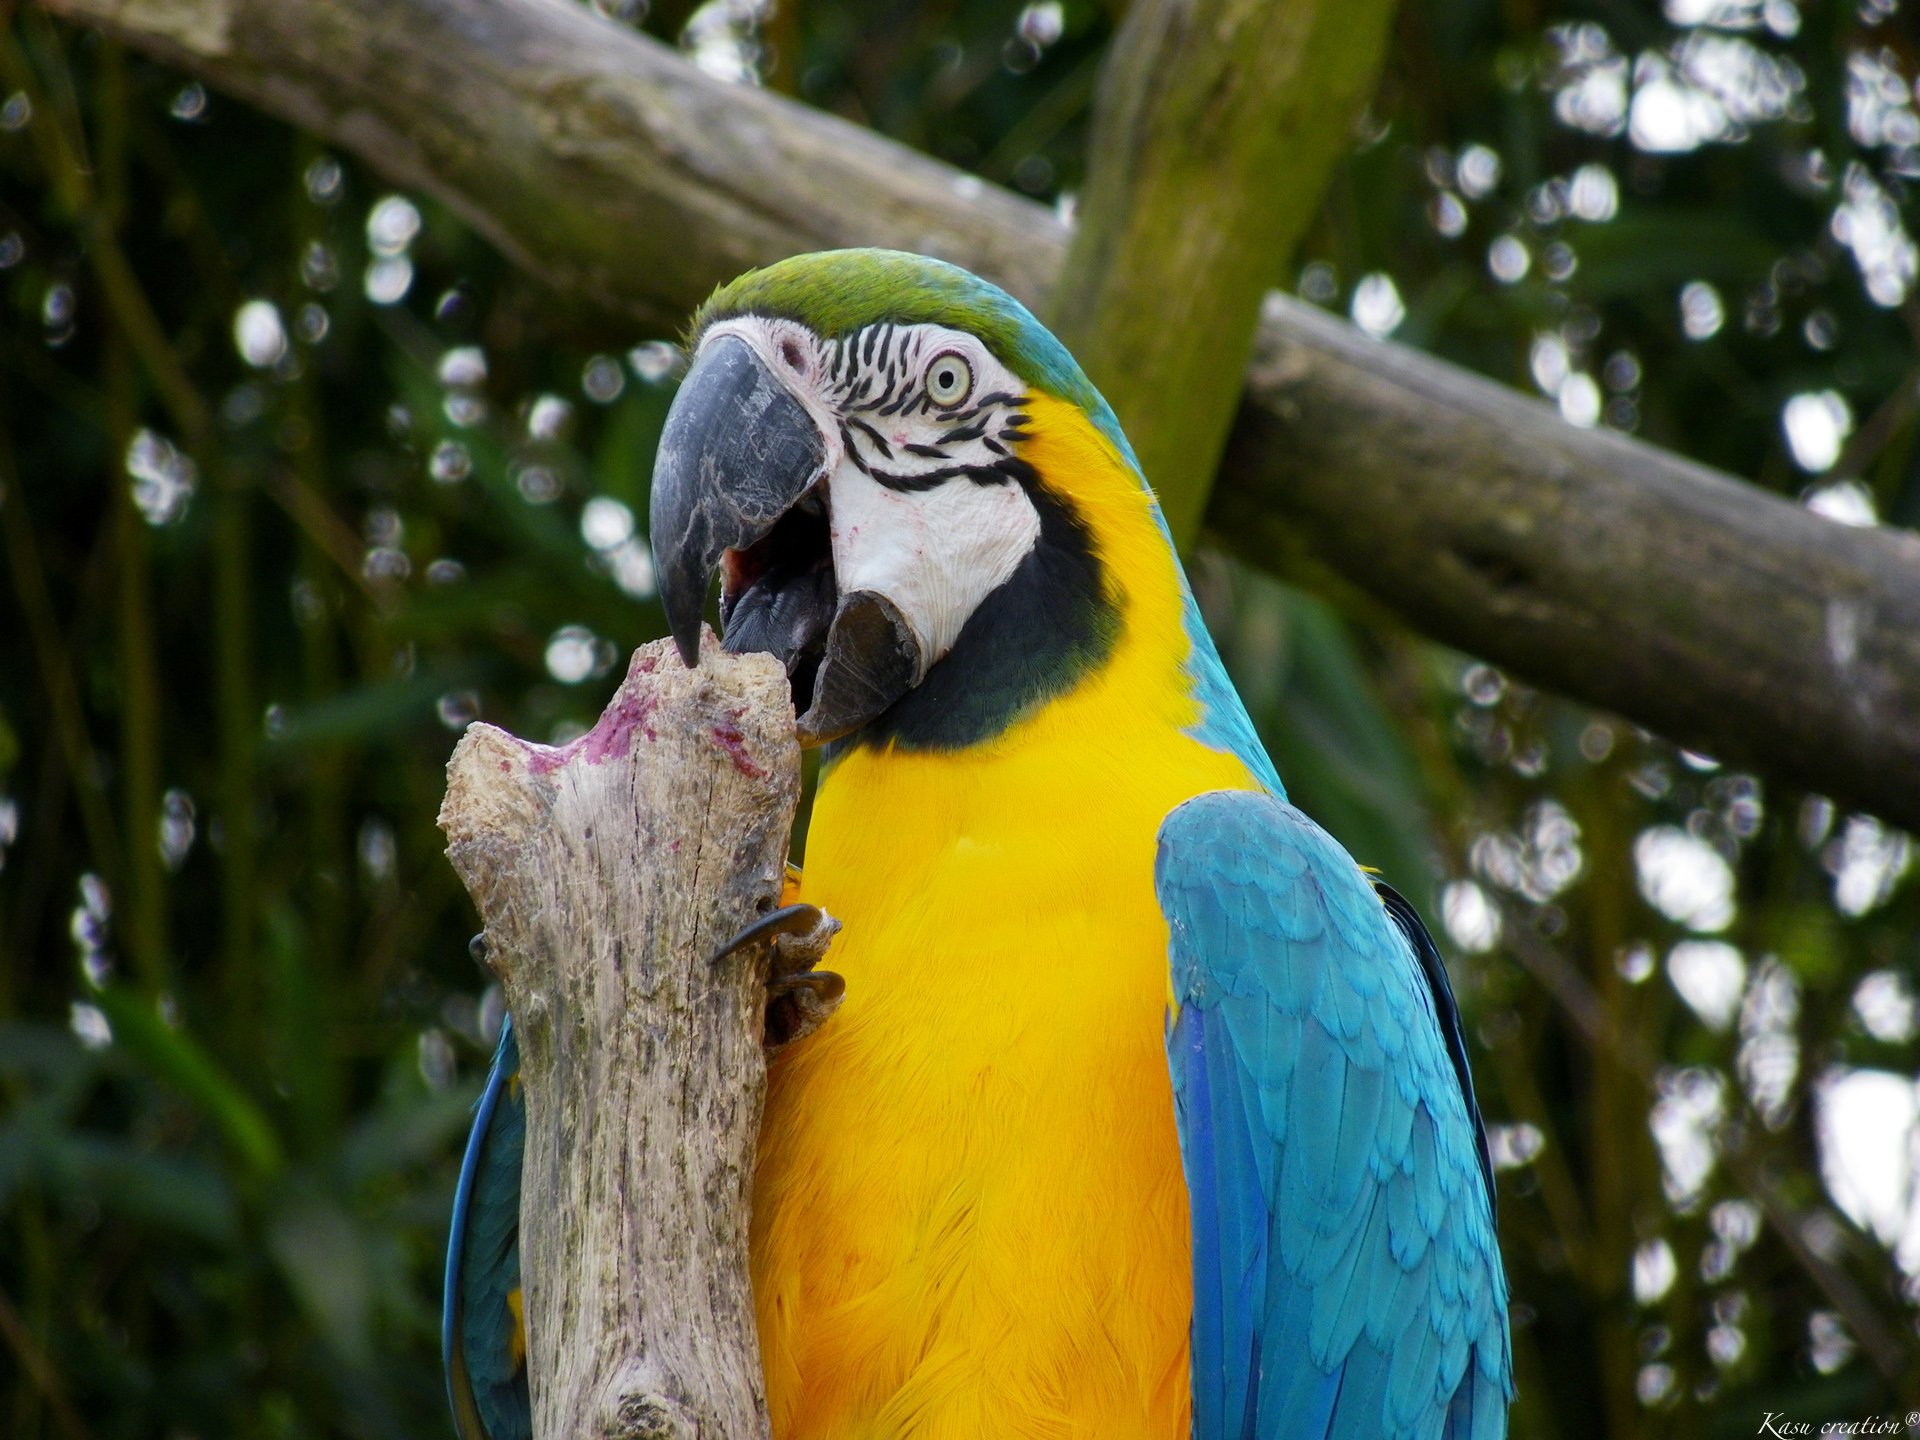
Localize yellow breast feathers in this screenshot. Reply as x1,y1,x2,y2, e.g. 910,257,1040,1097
750,396,1261,1438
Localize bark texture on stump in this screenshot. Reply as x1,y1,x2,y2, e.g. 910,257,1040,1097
438,634,795,1440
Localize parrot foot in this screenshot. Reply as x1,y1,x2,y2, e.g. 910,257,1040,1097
713,903,845,1052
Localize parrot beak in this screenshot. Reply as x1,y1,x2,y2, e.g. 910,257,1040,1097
650,332,923,747
652,334,830,668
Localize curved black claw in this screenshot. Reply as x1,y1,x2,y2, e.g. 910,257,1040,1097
767,970,847,1051
712,902,844,1051
711,903,827,966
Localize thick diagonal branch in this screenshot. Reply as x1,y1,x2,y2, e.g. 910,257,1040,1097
38,0,1920,829
1049,0,1396,543
439,637,795,1440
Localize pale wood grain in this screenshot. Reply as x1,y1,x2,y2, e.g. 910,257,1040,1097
439,634,795,1439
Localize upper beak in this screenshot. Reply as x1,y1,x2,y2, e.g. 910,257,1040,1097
648,332,924,746
650,334,829,667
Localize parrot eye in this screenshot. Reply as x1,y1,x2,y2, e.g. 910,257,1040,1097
924,351,974,408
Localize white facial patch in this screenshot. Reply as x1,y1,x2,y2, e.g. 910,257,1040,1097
698,315,847,480
827,460,1041,673
695,315,1046,673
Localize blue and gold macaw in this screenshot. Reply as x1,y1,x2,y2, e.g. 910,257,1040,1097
445,249,1511,1439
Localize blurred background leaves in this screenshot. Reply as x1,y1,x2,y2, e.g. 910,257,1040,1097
1,0,1918,1435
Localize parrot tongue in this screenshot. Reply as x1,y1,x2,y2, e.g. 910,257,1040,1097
720,496,837,716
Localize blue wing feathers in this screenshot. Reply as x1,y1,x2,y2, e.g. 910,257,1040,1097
1258,1266,1342,1437
444,1018,532,1440
1379,881,1498,1220
1324,1336,1390,1440
1175,1000,1269,1436
1158,790,1512,1440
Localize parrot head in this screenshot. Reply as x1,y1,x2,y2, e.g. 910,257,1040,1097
651,248,1142,749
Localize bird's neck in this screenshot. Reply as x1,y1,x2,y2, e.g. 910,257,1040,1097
833,392,1201,758
813,394,1260,842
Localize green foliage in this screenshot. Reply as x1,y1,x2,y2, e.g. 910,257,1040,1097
2,1,1918,1437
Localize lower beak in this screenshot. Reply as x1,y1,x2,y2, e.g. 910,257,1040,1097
794,590,921,747
648,332,923,745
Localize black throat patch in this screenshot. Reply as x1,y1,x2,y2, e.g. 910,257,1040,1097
840,466,1120,753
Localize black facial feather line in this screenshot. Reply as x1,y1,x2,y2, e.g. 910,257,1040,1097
816,323,1034,497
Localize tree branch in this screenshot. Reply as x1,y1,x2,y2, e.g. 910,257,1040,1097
38,0,1920,829
1220,296,1920,829
1050,0,1397,544
439,636,795,1439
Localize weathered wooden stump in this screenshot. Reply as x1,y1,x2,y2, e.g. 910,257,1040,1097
438,633,796,1440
